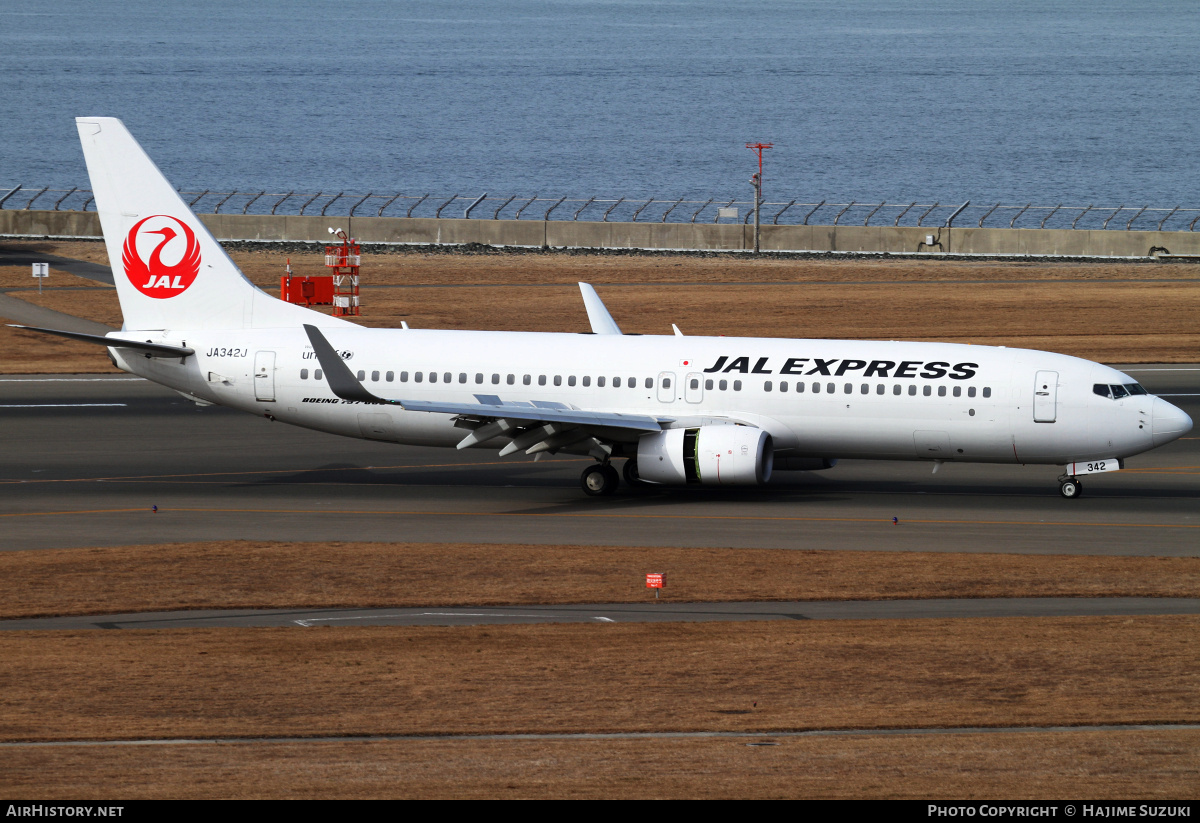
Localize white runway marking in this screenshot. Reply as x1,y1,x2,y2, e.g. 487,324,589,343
593,616,616,622
0,403,127,408
0,377,143,382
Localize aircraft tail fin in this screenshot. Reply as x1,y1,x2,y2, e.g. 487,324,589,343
76,117,349,332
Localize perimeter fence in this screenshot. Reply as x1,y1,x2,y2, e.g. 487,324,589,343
4,184,1200,233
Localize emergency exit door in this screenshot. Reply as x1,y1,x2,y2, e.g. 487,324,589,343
254,351,276,402
1033,370,1058,422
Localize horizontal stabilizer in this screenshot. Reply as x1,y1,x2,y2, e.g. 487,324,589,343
7,324,194,357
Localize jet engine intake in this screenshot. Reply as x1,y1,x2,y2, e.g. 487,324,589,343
637,426,773,486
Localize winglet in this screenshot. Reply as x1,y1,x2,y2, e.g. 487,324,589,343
579,283,621,335
303,324,395,405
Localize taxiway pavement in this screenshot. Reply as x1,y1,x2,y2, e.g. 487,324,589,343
4,597,1199,630
1,368,1196,556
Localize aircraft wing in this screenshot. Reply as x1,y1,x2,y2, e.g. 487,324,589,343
304,324,667,457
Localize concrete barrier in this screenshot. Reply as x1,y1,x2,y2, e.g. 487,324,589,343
6,208,1200,258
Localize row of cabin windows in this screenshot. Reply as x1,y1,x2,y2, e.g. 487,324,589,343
758,380,991,398
297,368,991,399
298,369,660,389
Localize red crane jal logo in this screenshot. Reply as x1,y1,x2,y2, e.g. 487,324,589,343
122,215,201,299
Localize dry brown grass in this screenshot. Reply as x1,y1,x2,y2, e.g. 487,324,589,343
2,241,1199,373
1,541,1198,620
0,617,1196,744
2,729,1197,799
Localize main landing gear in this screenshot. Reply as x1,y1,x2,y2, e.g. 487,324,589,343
1058,475,1083,499
581,462,620,496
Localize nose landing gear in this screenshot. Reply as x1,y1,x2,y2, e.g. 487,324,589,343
1058,475,1083,499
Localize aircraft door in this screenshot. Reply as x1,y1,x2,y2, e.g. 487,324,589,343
254,351,276,402
684,372,704,404
1033,370,1058,423
657,372,676,403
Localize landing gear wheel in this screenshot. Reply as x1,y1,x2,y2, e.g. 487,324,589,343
1059,478,1082,499
623,457,648,490
581,464,619,496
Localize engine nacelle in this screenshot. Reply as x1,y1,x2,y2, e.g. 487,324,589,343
637,426,773,486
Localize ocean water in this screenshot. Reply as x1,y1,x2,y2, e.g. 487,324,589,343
3,0,1199,226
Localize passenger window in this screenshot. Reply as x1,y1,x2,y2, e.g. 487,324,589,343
827,383,835,394
780,381,788,393
813,382,820,394
953,386,961,397
893,385,901,395
459,373,467,384
689,378,699,390
705,379,713,390
663,377,671,388
598,376,606,387
764,381,773,392
938,386,946,397
371,370,380,382
923,385,931,396
568,375,576,386
538,375,547,386
444,372,451,383
908,385,916,396
876,384,885,395
475,373,483,384
844,383,852,394
356,370,365,380
400,371,409,382
300,369,309,380
613,377,622,388
968,386,976,398
415,372,423,383
314,369,322,380
983,387,991,398
629,377,636,388
796,382,804,393
491,374,500,384
429,372,437,384
860,384,869,395
523,375,531,386
554,375,562,386
719,379,728,391
645,377,653,389
507,374,515,385
583,376,591,387
733,380,742,391
387,371,395,382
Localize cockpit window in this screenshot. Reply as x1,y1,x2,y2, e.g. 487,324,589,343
1096,382,1150,400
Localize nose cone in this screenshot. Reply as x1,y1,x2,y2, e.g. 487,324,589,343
1152,397,1193,447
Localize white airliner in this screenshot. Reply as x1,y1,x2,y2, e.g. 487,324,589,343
14,118,1193,498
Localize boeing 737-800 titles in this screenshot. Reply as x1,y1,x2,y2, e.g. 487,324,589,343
12,118,1193,498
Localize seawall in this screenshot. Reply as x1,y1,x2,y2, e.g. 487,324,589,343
5,209,1200,258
